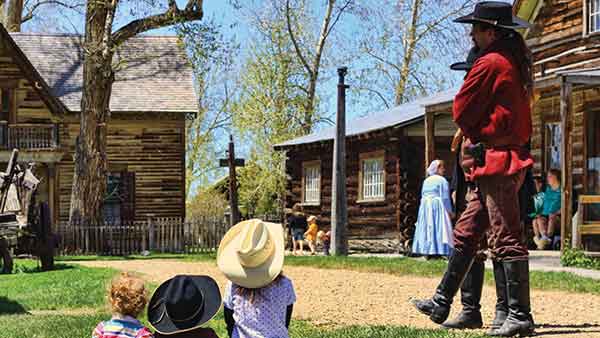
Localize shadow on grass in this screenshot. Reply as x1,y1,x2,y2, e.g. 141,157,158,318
13,263,73,274
0,296,27,314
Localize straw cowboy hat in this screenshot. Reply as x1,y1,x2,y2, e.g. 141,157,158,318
148,275,221,335
454,1,531,29
307,215,317,223
217,219,285,289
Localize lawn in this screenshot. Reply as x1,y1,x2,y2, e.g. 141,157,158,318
0,259,489,338
60,252,600,295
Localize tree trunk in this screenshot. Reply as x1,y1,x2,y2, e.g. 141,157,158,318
69,0,114,226
5,0,24,32
0,0,5,26
395,0,422,105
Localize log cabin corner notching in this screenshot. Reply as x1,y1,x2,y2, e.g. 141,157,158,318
0,24,195,226
275,89,459,252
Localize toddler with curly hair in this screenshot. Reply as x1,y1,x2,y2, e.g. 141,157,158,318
93,272,153,338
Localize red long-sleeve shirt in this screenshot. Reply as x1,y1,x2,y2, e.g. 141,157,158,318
453,39,534,179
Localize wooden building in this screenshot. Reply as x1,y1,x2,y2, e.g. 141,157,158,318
0,25,196,226
275,90,459,251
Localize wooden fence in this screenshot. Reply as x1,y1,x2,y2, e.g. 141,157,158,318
55,217,231,256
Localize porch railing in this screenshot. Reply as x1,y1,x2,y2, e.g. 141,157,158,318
0,122,59,150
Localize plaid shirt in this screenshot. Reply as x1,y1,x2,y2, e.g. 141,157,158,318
93,316,153,338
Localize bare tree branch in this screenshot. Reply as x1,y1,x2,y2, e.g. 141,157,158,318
324,0,352,39
285,0,312,76
21,0,84,23
112,0,203,46
415,0,473,41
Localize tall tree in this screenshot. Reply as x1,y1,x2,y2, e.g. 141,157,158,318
284,0,352,134
232,22,306,216
176,20,238,200
69,0,204,225
350,0,474,108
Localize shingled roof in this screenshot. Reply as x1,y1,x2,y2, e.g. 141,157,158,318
274,88,457,150
9,32,197,113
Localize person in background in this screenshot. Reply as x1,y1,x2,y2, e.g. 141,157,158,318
287,203,307,255
317,230,331,256
304,215,319,255
532,169,561,250
148,275,221,338
217,219,296,338
93,272,153,338
412,160,455,259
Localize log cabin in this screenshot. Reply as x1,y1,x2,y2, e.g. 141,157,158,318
0,24,195,226
274,89,460,252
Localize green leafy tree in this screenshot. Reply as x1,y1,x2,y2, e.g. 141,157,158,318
232,21,306,216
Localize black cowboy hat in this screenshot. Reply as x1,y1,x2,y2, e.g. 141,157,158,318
148,275,222,335
450,46,482,71
454,1,531,29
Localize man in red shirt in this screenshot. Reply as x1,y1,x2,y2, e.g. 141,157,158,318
412,2,535,337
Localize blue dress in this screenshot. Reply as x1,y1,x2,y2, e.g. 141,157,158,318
412,174,454,256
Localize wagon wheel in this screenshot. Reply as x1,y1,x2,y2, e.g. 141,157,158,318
0,238,13,274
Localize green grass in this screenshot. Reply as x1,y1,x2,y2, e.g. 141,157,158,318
0,312,489,338
0,259,489,338
0,260,117,312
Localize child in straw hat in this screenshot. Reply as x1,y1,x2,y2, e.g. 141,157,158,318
217,219,297,338
93,272,153,338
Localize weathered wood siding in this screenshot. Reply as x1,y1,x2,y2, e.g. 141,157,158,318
528,1,600,79
57,112,186,222
528,1,600,197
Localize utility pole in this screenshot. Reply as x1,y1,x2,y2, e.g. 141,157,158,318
219,135,245,227
331,67,349,256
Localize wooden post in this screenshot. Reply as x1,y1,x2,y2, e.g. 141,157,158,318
560,76,573,252
147,215,155,251
424,110,435,173
228,136,241,226
47,164,56,230
331,67,349,256
219,137,245,227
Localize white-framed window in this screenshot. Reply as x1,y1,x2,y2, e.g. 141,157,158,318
359,151,385,201
302,161,321,204
544,122,561,171
586,0,600,34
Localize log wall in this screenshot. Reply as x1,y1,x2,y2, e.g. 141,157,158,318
283,129,455,242
528,1,600,198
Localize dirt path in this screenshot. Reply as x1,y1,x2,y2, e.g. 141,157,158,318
75,259,600,337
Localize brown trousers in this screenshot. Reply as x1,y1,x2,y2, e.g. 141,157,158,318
453,170,528,261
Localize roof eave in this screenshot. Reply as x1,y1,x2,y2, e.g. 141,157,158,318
1,24,69,116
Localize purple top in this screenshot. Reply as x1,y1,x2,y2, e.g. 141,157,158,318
223,276,296,338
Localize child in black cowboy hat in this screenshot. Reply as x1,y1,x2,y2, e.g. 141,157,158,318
148,275,222,338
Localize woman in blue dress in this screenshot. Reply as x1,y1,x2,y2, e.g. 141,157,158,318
412,160,455,257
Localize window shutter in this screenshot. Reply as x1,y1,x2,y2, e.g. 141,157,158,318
120,172,136,222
